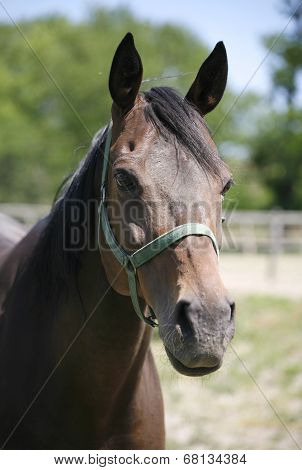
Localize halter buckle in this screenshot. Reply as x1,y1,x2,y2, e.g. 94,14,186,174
146,309,158,328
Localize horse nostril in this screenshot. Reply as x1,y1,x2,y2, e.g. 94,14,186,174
229,300,235,321
175,300,194,336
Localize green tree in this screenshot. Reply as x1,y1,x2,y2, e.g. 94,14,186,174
250,109,302,209
264,0,302,105
0,7,245,203
248,0,302,209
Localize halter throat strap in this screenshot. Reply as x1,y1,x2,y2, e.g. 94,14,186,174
98,123,219,327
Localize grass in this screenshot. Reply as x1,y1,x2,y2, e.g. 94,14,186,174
151,295,302,449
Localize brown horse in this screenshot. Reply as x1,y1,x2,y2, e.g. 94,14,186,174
0,33,235,449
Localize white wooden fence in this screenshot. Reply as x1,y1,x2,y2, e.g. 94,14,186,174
0,204,301,255
223,210,302,253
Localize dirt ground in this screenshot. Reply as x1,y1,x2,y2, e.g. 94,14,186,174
220,253,302,299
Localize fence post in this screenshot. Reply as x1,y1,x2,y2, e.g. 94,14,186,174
267,211,283,280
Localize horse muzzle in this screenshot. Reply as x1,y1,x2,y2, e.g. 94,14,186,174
161,296,235,377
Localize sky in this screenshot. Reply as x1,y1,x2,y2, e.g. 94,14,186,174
0,0,292,95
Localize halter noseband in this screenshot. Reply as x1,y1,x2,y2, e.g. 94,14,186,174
98,123,219,327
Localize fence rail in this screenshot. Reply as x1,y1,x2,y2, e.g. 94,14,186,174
0,203,301,254
221,210,302,279
0,203,50,228
224,210,302,253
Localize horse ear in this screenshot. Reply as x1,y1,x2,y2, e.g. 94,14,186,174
185,42,228,115
109,33,143,113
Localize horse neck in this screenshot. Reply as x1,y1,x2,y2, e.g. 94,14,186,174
0,220,153,447
1,212,151,401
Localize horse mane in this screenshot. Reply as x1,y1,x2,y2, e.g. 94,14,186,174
2,86,225,317
2,126,109,317
143,87,226,177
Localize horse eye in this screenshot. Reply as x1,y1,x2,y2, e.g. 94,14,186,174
221,178,234,196
114,169,138,194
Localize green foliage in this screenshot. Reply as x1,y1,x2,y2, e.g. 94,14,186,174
224,158,274,210
263,0,302,104
1,7,284,210
250,109,302,209
0,8,240,203
248,0,302,210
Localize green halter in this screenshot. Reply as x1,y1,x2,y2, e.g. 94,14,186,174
98,123,219,327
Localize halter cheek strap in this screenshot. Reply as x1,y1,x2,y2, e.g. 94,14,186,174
98,123,219,327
